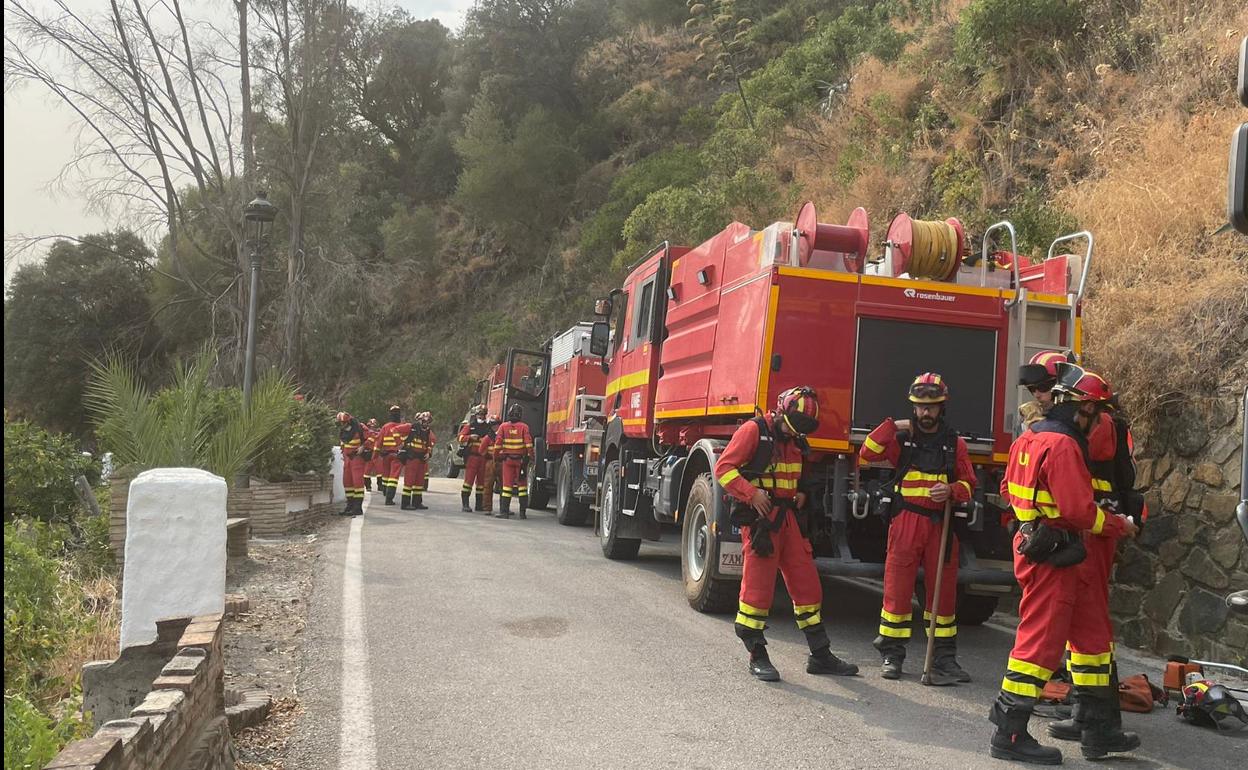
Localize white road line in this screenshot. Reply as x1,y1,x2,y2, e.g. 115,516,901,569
339,501,377,769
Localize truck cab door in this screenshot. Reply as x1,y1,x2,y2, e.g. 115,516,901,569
608,247,670,438
503,348,551,445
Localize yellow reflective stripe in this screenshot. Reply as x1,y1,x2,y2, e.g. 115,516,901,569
880,609,912,623
931,626,957,637
735,613,766,629
955,480,972,495
1091,507,1106,535
739,601,769,616
878,625,912,638
794,603,821,615
796,613,823,629
1014,505,1061,522
1068,650,1113,666
1001,679,1042,698
719,468,741,486
753,478,798,490
1007,482,1055,505
904,470,946,482
864,436,885,454
1091,478,1113,491
1071,671,1111,687
605,368,651,397
1007,658,1053,681
922,612,956,624
771,462,802,473
900,486,933,498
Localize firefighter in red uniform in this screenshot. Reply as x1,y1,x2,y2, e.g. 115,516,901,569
479,416,498,515
399,411,436,511
1046,399,1147,747
716,387,859,682
364,418,380,491
1018,351,1071,429
860,373,975,684
377,405,411,506
458,405,491,512
494,403,534,519
989,363,1138,765
336,412,366,516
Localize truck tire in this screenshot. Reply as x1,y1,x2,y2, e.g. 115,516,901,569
681,472,738,614
445,447,460,478
599,460,640,560
556,451,590,526
527,458,551,510
957,590,999,626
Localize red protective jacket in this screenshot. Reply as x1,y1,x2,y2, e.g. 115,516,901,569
402,427,436,458
458,422,492,457
377,421,412,454
714,417,801,504
859,419,975,511
1000,427,1127,538
493,421,533,460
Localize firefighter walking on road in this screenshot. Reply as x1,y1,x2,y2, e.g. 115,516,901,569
989,363,1138,765
494,403,534,519
715,387,859,682
336,412,367,516
860,373,975,684
400,411,436,511
458,405,492,512
377,405,411,506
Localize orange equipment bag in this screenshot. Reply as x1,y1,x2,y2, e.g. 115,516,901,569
1041,680,1072,704
1164,661,1204,695
1119,673,1166,713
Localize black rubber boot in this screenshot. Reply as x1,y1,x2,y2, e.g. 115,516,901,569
475,493,484,512
1079,693,1139,760
384,486,396,505
881,655,904,680
350,498,364,516
807,648,859,676
496,498,512,518
461,492,472,512
989,703,1062,765
1047,701,1086,741
400,493,413,510
933,656,972,683
414,495,427,510
518,496,528,519
364,478,372,491
749,648,780,682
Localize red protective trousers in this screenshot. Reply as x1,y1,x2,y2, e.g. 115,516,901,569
1066,534,1118,686
499,457,527,499
876,509,959,656
463,455,487,495
342,452,366,500
739,510,822,616
402,458,428,497
384,455,403,495
1000,531,1081,707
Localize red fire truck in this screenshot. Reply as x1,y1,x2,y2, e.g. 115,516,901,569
500,202,1093,623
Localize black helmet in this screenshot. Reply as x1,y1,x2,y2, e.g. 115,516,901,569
388,404,401,421
507,403,523,422
1177,680,1248,730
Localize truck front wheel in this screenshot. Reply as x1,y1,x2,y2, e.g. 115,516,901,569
681,473,739,614
599,460,640,560
556,451,590,526
957,590,1000,626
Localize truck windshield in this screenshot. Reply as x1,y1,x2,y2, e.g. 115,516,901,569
509,352,546,398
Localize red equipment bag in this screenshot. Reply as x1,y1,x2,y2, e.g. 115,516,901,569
1119,673,1166,713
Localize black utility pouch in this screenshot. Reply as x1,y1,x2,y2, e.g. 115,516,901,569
1017,521,1086,566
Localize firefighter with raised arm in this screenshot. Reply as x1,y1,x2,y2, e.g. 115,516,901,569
1045,394,1147,752
1017,351,1071,429
336,412,366,517
458,405,491,512
860,373,975,684
493,403,534,519
399,411,436,511
377,405,411,506
715,386,859,682
989,363,1138,765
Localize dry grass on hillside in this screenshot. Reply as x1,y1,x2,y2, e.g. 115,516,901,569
45,574,119,708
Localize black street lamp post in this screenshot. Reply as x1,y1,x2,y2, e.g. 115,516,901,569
242,191,277,414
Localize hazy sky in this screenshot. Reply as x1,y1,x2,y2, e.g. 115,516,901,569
3,0,474,282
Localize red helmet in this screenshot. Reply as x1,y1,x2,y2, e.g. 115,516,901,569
1019,350,1071,387
908,372,948,404
416,411,432,426
777,386,819,435
366,418,379,428
1052,363,1113,404
336,411,351,424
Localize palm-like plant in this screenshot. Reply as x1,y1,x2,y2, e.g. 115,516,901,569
85,346,296,483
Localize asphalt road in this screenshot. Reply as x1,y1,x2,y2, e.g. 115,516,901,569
289,477,1244,769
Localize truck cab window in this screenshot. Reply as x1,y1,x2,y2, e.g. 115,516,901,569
633,277,656,345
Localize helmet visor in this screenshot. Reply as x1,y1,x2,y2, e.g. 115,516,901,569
909,384,947,403
783,412,819,436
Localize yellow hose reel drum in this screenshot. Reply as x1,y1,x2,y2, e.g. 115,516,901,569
886,212,966,281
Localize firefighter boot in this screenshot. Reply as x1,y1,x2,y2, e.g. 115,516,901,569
495,497,513,518
364,478,372,492
349,498,364,517
874,634,905,680
931,637,971,683
1047,700,1086,741
461,492,472,513
337,501,352,516
1079,692,1139,760
414,495,428,510
807,648,859,676
475,493,485,512
749,647,780,682
518,495,528,520
384,486,396,505
400,493,413,510
989,703,1062,765
881,656,904,680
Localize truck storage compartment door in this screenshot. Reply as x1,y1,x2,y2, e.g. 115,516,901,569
655,237,725,418
706,234,772,417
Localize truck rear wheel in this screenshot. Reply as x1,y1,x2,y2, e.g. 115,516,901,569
682,473,738,614
527,457,551,510
599,460,640,560
556,451,590,526
957,590,999,626
445,447,460,478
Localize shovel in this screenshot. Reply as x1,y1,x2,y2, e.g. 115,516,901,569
921,498,958,687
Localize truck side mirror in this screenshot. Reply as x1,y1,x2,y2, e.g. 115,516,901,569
589,321,610,357
1229,123,1248,236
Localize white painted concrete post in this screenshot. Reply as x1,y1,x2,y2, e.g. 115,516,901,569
331,446,347,503
120,468,226,650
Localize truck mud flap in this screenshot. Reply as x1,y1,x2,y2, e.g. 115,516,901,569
711,475,743,580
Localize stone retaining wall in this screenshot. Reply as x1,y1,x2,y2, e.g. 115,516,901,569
48,615,233,770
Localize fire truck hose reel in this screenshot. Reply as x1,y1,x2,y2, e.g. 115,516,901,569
886,211,966,281
795,201,869,272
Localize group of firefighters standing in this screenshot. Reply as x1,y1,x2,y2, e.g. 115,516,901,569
714,351,1146,765
334,402,535,520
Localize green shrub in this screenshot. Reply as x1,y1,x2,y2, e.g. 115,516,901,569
3,693,86,770
1001,188,1079,258
251,397,337,482
3,418,98,524
954,0,1085,73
